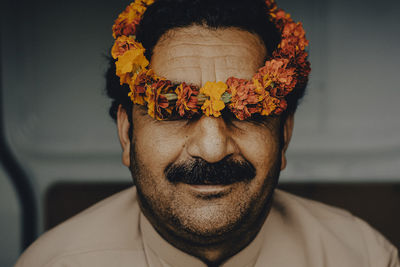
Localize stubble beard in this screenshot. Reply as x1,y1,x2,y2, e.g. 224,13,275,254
129,141,281,246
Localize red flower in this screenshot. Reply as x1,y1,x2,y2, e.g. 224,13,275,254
111,36,144,59
253,86,279,117
256,59,296,97
112,2,146,38
274,98,287,115
145,80,173,120
281,22,308,51
227,77,259,120
175,83,199,117
265,0,277,11
128,69,154,105
112,18,140,39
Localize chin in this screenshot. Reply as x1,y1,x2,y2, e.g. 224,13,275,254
174,203,244,238
161,188,267,246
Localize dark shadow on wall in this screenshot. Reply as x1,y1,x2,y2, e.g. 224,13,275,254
0,35,38,250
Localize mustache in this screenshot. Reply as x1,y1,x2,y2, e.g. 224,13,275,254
165,156,256,185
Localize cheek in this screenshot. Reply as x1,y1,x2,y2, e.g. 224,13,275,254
132,119,187,172
233,125,280,175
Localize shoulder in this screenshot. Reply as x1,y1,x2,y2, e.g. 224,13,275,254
272,189,399,266
15,187,146,267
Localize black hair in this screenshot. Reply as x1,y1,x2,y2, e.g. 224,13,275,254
105,0,308,122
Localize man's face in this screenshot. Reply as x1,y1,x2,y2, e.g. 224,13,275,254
118,26,293,244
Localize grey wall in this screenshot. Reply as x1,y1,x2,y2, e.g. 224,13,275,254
1,0,399,265
0,165,20,267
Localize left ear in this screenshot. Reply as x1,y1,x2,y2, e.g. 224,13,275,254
117,105,131,167
280,114,294,171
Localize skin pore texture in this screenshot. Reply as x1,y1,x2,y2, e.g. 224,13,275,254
117,25,294,266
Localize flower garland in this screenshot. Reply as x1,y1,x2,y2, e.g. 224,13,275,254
112,0,311,120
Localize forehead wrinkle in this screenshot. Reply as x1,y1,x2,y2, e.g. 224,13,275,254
164,42,265,57
153,54,262,71
163,66,259,78
165,66,251,84
155,55,260,85
156,25,266,53
151,26,267,86
156,43,265,66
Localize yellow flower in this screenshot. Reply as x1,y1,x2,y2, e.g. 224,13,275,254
145,84,156,118
115,49,149,85
141,0,155,6
128,74,145,105
111,0,156,39
260,92,278,116
200,81,227,117
130,2,147,16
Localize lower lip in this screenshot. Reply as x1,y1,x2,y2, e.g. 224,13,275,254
185,184,233,198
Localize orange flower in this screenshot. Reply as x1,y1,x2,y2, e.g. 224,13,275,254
257,89,279,116
274,10,291,21
112,18,139,39
274,98,287,115
281,22,308,51
175,83,199,117
111,36,144,59
295,51,311,87
227,77,259,120
265,0,277,11
110,0,311,120
115,48,149,85
270,9,293,28
200,81,227,117
112,1,147,38
257,59,296,96
141,0,155,5
128,69,154,105
145,80,172,120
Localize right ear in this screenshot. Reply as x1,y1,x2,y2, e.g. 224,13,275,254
117,105,131,167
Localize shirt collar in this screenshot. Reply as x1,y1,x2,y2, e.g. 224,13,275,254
140,212,266,267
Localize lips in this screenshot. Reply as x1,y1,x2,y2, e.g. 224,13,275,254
184,184,234,199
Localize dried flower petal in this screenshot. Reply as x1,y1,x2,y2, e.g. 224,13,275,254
111,36,144,59
115,49,149,85
175,83,199,117
145,80,173,120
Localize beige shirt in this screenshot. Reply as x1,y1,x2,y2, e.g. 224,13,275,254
15,187,399,267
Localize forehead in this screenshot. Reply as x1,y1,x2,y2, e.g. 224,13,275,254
150,25,267,87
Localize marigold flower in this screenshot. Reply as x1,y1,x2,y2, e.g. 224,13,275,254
141,0,155,6
128,69,154,105
274,98,287,115
227,77,260,120
274,10,291,21
281,22,308,51
111,36,144,59
258,90,279,116
200,81,227,117
256,59,296,97
145,80,172,120
112,2,147,38
115,49,149,85
112,19,139,40
111,0,311,120
265,0,277,11
175,83,199,117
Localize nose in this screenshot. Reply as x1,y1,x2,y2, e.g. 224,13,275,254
186,116,237,163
